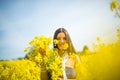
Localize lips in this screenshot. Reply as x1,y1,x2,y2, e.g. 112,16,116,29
58,44,64,49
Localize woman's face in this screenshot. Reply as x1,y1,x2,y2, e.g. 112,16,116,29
57,32,66,50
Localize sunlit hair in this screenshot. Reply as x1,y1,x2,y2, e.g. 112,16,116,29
53,27,76,53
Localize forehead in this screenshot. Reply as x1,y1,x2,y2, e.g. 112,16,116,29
57,32,66,37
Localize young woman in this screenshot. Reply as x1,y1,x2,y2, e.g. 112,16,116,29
40,28,80,80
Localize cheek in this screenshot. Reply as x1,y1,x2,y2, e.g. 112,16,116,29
57,43,62,47
57,41,66,48
57,42,63,48
57,44,63,50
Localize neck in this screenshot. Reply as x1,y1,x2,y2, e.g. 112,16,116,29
59,50,66,57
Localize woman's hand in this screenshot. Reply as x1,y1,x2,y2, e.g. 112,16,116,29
39,47,46,67
39,47,46,58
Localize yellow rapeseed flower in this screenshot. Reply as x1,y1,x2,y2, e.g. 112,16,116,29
96,37,101,42
54,39,58,46
24,47,30,52
62,42,69,50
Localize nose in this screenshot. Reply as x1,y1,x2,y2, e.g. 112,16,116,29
60,39,64,43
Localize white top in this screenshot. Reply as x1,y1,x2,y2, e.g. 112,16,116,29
62,52,68,80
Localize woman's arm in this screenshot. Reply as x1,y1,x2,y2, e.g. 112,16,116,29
74,54,81,68
39,48,48,80
75,54,80,63
40,62,48,80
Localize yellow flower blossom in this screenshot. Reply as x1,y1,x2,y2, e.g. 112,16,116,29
62,42,69,50
96,36,101,42
24,47,30,52
54,39,58,46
